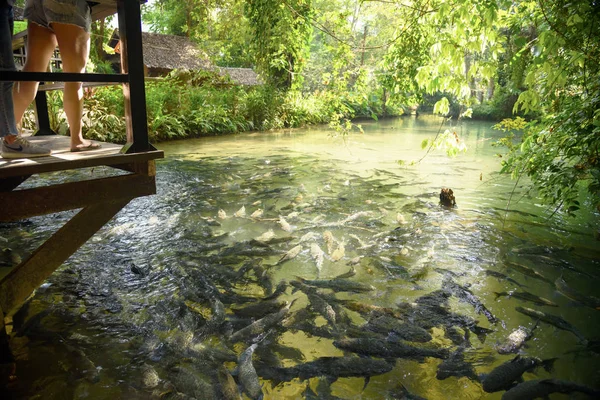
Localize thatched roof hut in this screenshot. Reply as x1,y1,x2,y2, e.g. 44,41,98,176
109,31,262,86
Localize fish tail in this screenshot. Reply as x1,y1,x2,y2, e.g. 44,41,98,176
541,357,558,373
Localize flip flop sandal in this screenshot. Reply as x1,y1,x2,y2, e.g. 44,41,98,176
71,142,101,152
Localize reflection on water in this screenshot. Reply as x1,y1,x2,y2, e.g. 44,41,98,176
2,116,599,399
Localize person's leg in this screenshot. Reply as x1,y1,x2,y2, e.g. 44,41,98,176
52,22,92,150
0,2,19,139
11,21,57,137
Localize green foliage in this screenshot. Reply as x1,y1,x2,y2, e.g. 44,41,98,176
245,0,313,89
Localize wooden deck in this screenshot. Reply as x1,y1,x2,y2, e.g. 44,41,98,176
1,0,156,376
0,135,163,179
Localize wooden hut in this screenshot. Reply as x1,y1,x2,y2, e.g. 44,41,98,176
109,31,263,85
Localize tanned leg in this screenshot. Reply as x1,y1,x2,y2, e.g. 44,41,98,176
51,23,90,150
10,22,56,145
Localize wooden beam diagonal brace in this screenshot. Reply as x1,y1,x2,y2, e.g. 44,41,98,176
0,174,156,223
0,199,133,316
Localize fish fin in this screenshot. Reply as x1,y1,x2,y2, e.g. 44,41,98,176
362,376,371,391
493,292,504,300
541,357,557,373
324,375,338,386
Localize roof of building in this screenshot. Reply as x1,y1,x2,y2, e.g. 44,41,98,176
110,30,262,85
137,32,213,71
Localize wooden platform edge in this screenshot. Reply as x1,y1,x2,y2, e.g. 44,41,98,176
0,149,164,180
0,173,156,222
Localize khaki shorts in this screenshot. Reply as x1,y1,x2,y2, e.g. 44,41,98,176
24,0,91,33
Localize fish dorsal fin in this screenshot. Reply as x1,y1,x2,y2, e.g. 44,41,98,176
511,355,521,363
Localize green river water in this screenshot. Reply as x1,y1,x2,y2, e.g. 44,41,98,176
1,115,599,399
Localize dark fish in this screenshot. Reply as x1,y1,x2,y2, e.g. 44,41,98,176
262,280,288,300
436,347,479,381
295,276,375,293
306,292,338,327
259,356,393,385
342,300,403,319
230,299,288,319
443,277,498,324
501,379,600,400
482,355,556,393
495,321,539,354
555,276,600,310
515,306,587,344
230,300,295,342
484,270,527,288
398,290,494,343
388,383,428,400
506,261,553,285
217,365,242,400
334,266,356,279
238,344,263,400
366,314,432,343
333,337,448,361
494,290,558,307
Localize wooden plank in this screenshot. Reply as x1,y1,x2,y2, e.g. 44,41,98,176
0,199,132,316
0,136,163,179
0,173,156,222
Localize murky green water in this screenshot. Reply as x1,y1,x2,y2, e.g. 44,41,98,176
2,115,599,399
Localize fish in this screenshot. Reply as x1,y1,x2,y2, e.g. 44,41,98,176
259,356,393,387
333,337,448,361
276,245,302,265
298,231,319,244
278,216,293,232
388,383,428,400
506,261,553,285
250,209,263,219
482,355,556,393
330,241,345,262
334,266,356,279
555,276,600,310
366,313,432,343
341,300,402,319
234,206,246,217
495,321,539,354
296,276,375,293
310,243,325,274
501,379,600,400
323,230,335,254
217,365,242,400
443,277,498,324
397,290,494,343
230,299,288,319
230,301,295,342
515,306,587,344
262,280,288,301
238,344,263,400
436,347,479,381
306,292,337,327
484,269,527,288
494,290,558,307
396,213,408,225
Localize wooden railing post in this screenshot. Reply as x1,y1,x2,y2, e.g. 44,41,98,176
117,0,153,153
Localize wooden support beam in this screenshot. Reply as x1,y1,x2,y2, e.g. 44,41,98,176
113,160,156,176
0,199,132,316
0,174,156,222
0,176,30,192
